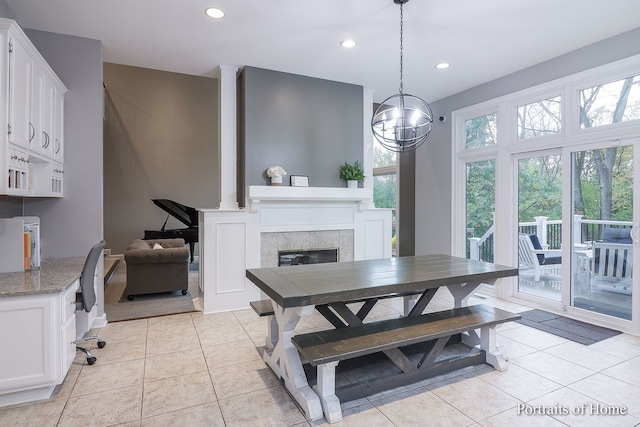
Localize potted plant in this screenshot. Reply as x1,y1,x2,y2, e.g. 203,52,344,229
339,161,365,188
266,166,287,186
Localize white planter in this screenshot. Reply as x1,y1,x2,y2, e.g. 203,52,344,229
347,180,358,189
271,175,283,186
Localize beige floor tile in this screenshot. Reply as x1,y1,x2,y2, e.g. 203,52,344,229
147,315,196,340
601,355,640,385
142,371,216,418
611,333,640,346
428,376,520,422
98,318,148,343
528,386,640,427
544,341,626,372
478,406,566,427
71,358,145,396
84,338,147,365
478,363,562,402
567,373,640,419
373,387,474,426
241,318,271,347
499,325,569,350
0,399,66,427
209,359,281,399
589,336,640,359
58,384,143,427
144,348,208,383
509,351,595,386
202,338,263,368
218,386,307,426
231,307,262,326
145,328,201,357
192,311,241,330
141,401,225,426
196,323,251,347
314,402,395,426
495,334,538,360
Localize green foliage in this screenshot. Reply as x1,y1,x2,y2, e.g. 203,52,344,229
339,160,365,181
466,160,495,238
373,175,396,209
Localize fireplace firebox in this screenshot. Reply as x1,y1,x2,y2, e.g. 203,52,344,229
278,249,338,266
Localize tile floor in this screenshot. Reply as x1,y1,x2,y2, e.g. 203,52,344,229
2,289,640,426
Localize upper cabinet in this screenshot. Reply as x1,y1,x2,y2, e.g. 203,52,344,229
1,18,67,197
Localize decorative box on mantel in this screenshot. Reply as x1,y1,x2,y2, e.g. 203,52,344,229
246,185,372,213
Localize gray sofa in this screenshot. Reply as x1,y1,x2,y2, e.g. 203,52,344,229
124,238,189,300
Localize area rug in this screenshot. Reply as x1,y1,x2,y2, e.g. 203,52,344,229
516,309,621,345
104,260,199,322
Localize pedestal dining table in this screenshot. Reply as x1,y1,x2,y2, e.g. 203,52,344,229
246,254,519,422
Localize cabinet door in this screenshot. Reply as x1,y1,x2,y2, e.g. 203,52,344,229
41,76,55,159
0,294,56,390
30,62,45,156
7,36,32,149
52,87,64,162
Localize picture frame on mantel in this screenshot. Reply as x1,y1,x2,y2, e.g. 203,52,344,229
290,175,309,187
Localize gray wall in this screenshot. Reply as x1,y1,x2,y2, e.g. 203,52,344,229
103,63,219,254
415,27,640,256
22,30,104,259
239,66,363,197
0,0,14,21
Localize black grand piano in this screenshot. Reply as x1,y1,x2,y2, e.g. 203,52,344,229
144,199,198,263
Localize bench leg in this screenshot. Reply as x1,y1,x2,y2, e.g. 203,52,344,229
480,324,508,371
316,361,342,423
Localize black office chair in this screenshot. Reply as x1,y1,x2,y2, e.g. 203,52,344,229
75,240,107,365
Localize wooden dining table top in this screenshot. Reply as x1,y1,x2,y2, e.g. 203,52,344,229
246,254,518,308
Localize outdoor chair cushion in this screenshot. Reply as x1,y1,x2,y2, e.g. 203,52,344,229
529,234,562,265
603,227,632,244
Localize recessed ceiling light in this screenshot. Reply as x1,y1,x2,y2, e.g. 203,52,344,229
436,62,450,69
205,7,225,19
340,39,357,48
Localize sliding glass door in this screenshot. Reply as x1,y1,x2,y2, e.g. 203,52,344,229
569,142,636,322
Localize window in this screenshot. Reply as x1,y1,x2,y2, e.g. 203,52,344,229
580,74,640,128
517,95,562,139
373,141,397,253
465,113,497,148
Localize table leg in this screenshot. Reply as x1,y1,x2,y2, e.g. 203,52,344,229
262,303,323,421
447,280,495,307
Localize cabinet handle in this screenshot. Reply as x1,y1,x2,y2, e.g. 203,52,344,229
29,123,35,142
11,155,18,160
55,139,60,153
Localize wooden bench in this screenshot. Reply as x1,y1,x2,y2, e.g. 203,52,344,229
250,299,275,317
291,304,520,423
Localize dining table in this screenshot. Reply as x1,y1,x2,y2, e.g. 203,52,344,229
246,254,519,421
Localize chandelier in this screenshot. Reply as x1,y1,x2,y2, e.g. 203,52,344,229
371,0,433,152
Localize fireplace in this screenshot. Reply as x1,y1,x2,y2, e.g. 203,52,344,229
278,248,339,266
199,186,392,313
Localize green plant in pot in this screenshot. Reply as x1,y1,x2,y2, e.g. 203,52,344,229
339,161,365,188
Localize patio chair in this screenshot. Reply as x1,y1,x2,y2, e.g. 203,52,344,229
518,234,562,281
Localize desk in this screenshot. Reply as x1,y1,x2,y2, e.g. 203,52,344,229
246,254,518,421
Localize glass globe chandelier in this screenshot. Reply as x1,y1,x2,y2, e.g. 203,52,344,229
371,0,433,152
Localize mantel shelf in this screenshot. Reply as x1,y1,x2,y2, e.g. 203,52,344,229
247,185,372,213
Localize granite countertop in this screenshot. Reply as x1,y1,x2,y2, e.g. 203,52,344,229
0,257,85,297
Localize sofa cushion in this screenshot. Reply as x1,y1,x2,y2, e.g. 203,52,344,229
152,243,164,249
127,239,150,251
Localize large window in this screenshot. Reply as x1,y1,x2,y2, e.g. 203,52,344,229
373,140,397,253
517,95,562,139
580,73,640,128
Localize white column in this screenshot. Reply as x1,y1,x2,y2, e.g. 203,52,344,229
217,65,239,210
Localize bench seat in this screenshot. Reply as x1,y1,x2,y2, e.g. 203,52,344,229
291,304,520,423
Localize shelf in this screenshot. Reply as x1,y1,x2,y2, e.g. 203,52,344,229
246,185,372,213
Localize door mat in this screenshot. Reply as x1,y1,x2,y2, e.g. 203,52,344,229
516,309,621,345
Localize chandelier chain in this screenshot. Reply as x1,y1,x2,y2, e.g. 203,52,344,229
399,2,404,94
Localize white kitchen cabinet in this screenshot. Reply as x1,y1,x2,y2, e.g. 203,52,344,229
1,18,67,197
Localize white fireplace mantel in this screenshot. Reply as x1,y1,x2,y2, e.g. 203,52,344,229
247,185,372,213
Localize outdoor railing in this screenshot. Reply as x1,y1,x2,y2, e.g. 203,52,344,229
468,215,633,261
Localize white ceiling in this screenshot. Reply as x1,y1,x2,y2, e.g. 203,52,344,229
6,0,640,103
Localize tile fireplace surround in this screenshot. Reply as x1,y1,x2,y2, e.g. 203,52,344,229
198,186,393,313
